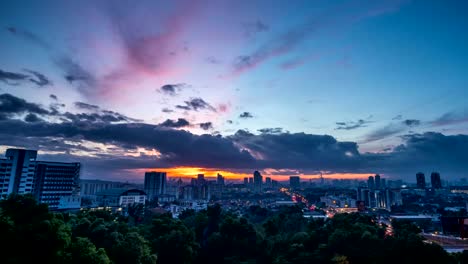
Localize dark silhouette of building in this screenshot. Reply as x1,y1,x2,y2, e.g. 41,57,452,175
431,172,442,189
367,176,375,190
290,176,300,189
416,172,426,189
265,177,272,188
144,172,167,200
253,171,262,192
243,177,248,185
216,173,224,186
375,174,381,189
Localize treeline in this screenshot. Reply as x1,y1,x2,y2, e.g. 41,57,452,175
0,194,466,264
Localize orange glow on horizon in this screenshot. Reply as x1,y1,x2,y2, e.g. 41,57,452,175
131,167,373,181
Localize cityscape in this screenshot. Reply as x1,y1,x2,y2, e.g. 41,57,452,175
1,0,468,263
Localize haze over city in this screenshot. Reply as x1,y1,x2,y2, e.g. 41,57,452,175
1,0,467,182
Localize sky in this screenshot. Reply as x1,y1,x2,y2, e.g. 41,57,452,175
0,0,467,182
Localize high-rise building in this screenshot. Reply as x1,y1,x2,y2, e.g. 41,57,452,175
416,172,426,189
0,149,81,209
217,173,224,186
253,171,263,192
375,174,381,189
197,174,205,184
367,176,375,190
0,148,37,197
248,177,253,185
381,178,386,189
290,176,300,189
265,177,272,188
144,172,167,200
243,177,248,185
33,161,80,209
431,172,442,189
271,180,278,188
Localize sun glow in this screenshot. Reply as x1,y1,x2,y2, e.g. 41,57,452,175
130,167,373,181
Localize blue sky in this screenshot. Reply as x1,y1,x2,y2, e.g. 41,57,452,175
1,0,468,181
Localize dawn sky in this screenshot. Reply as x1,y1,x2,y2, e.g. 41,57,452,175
1,0,467,182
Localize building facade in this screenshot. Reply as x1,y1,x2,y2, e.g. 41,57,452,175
33,161,81,209
144,171,167,200
0,149,81,210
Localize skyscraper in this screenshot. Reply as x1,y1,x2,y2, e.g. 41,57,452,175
290,176,300,189
243,177,249,185
144,172,167,200
265,177,272,188
431,172,442,189
253,171,262,192
375,174,381,189
416,172,426,189
367,176,375,190
217,173,224,186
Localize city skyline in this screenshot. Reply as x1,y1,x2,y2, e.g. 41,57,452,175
1,0,468,181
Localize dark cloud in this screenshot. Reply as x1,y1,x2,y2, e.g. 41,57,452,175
0,119,255,169
74,102,100,111
402,119,420,127
199,122,213,130
239,112,253,118
392,115,403,120
231,130,361,171
226,120,233,124
162,108,174,113
335,119,372,130
24,69,52,86
242,20,269,38
258,128,284,134
176,98,216,112
160,83,185,96
57,57,95,88
24,113,43,123
431,111,468,126
49,94,58,100
364,123,405,142
159,118,190,128
373,132,468,176
0,93,50,116
0,69,52,87
0,69,29,85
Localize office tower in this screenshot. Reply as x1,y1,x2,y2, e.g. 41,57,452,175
253,171,263,192
243,177,249,185
290,176,300,189
265,177,272,188
271,180,278,188
375,174,381,189
33,161,81,209
217,173,224,186
416,172,426,189
431,172,442,189
197,174,205,184
0,148,37,197
381,178,386,189
248,177,253,184
144,172,167,200
367,176,375,190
